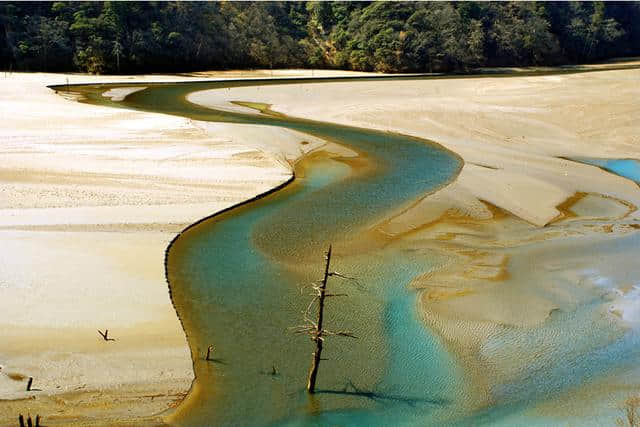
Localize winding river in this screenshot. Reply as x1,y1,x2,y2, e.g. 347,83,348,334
64,77,472,426
59,72,640,426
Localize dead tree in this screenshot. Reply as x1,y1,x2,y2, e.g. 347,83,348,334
98,329,115,341
206,345,214,361
291,245,357,393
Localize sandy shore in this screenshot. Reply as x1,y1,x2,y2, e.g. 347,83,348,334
3,64,639,423
189,65,640,419
0,69,371,425
190,65,640,226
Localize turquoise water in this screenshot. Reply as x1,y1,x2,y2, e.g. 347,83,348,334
66,79,466,425
573,158,640,184
60,78,640,426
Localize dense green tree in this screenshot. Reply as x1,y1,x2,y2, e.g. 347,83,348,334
1,1,638,74
18,14,70,70
488,2,561,65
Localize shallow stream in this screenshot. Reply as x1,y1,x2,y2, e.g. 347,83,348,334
70,77,468,425
62,76,640,426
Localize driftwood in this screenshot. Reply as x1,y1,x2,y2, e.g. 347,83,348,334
26,377,41,392
206,345,214,361
18,414,40,427
98,329,115,341
291,245,358,393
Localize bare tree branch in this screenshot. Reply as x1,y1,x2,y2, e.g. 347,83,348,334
289,245,360,393
328,271,357,281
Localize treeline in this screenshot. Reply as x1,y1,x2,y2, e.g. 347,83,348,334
1,1,639,74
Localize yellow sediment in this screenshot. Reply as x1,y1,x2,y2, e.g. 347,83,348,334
550,191,636,224
549,192,588,223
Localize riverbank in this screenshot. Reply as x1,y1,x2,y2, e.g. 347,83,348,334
6,63,640,423
189,65,640,421
0,70,373,424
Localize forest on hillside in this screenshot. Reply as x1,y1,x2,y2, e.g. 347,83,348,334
1,1,639,74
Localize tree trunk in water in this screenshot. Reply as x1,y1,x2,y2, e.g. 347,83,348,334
307,337,323,393
306,245,332,393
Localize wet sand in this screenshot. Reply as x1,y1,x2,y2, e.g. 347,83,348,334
189,64,640,421
0,70,370,424
3,64,639,424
